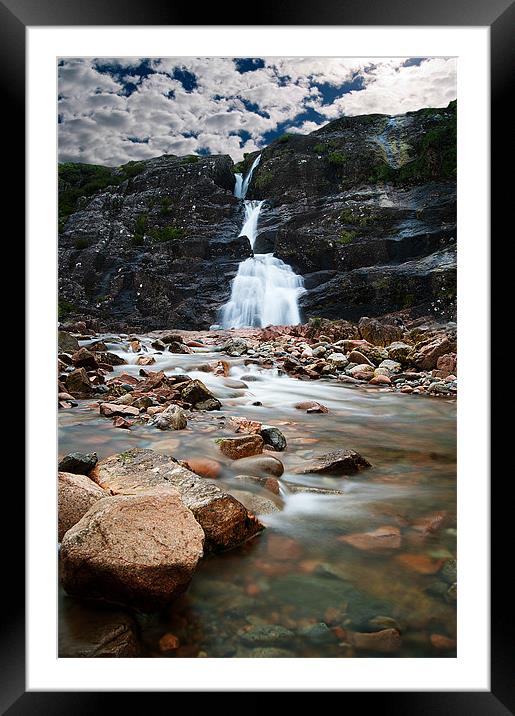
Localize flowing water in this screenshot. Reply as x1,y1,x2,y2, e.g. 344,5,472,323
377,116,403,168
59,335,457,658
235,154,261,199
220,156,306,329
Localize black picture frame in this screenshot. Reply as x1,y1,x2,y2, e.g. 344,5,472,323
6,0,506,710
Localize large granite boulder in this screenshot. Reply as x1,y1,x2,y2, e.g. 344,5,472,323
58,471,108,541
90,448,263,551
60,491,205,611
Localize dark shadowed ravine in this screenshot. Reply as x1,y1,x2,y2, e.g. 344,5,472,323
59,335,456,658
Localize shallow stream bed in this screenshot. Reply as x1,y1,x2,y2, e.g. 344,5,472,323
59,335,456,658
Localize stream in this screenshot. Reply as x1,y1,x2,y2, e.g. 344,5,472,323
59,335,457,658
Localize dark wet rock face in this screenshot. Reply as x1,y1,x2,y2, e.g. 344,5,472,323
59,596,141,657
58,452,98,475
59,103,456,329
59,154,249,330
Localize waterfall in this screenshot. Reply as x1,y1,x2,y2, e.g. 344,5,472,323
234,173,243,199
220,155,305,329
220,253,305,329
239,200,264,248
234,154,260,200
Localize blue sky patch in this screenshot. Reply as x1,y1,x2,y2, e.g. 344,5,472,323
237,97,270,118
233,129,252,146
171,67,198,92
314,74,365,106
402,58,428,67
234,58,265,73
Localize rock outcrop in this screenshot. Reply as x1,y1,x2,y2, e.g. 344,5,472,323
59,103,456,329
90,448,264,551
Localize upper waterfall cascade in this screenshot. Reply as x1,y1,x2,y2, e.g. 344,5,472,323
220,155,305,329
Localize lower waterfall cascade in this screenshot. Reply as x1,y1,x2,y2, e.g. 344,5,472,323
220,157,305,329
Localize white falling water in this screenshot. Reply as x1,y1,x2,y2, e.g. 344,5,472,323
234,173,243,199
239,200,264,247
220,253,305,329
220,155,305,329
236,154,261,199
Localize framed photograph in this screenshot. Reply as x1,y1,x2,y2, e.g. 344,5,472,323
6,0,505,708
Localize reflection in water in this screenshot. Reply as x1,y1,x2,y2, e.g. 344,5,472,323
59,335,456,658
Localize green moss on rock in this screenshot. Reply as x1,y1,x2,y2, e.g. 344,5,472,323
338,230,356,245
149,225,185,242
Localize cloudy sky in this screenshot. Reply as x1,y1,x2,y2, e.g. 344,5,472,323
58,57,456,166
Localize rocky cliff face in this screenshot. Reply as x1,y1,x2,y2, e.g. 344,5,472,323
58,102,456,329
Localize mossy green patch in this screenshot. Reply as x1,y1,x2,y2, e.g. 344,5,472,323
159,197,174,216
339,207,373,227
149,225,185,242
328,151,347,166
58,162,118,227
58,298,76,320
118,161,145,180
58,160,146,230
254,170,273,191
134,212,148,238
338,230,356,245
372,277,391,291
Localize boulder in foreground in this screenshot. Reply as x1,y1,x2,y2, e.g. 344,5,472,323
60,491,204,611
90,448,264,551
58,471,108,541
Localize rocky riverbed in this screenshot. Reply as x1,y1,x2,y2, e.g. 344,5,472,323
58,314,457,658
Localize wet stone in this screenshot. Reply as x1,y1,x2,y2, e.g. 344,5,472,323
232,454,284,477
58,596,141,658
58,452,98,475
260,425,287,451
440,558,457,584
248,647,295,658
227,489,281,516
217,435,264,460
239,624,295,645
300,449,371,476
298,622,337,643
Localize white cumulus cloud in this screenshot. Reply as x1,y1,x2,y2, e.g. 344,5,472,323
58,56,456,165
